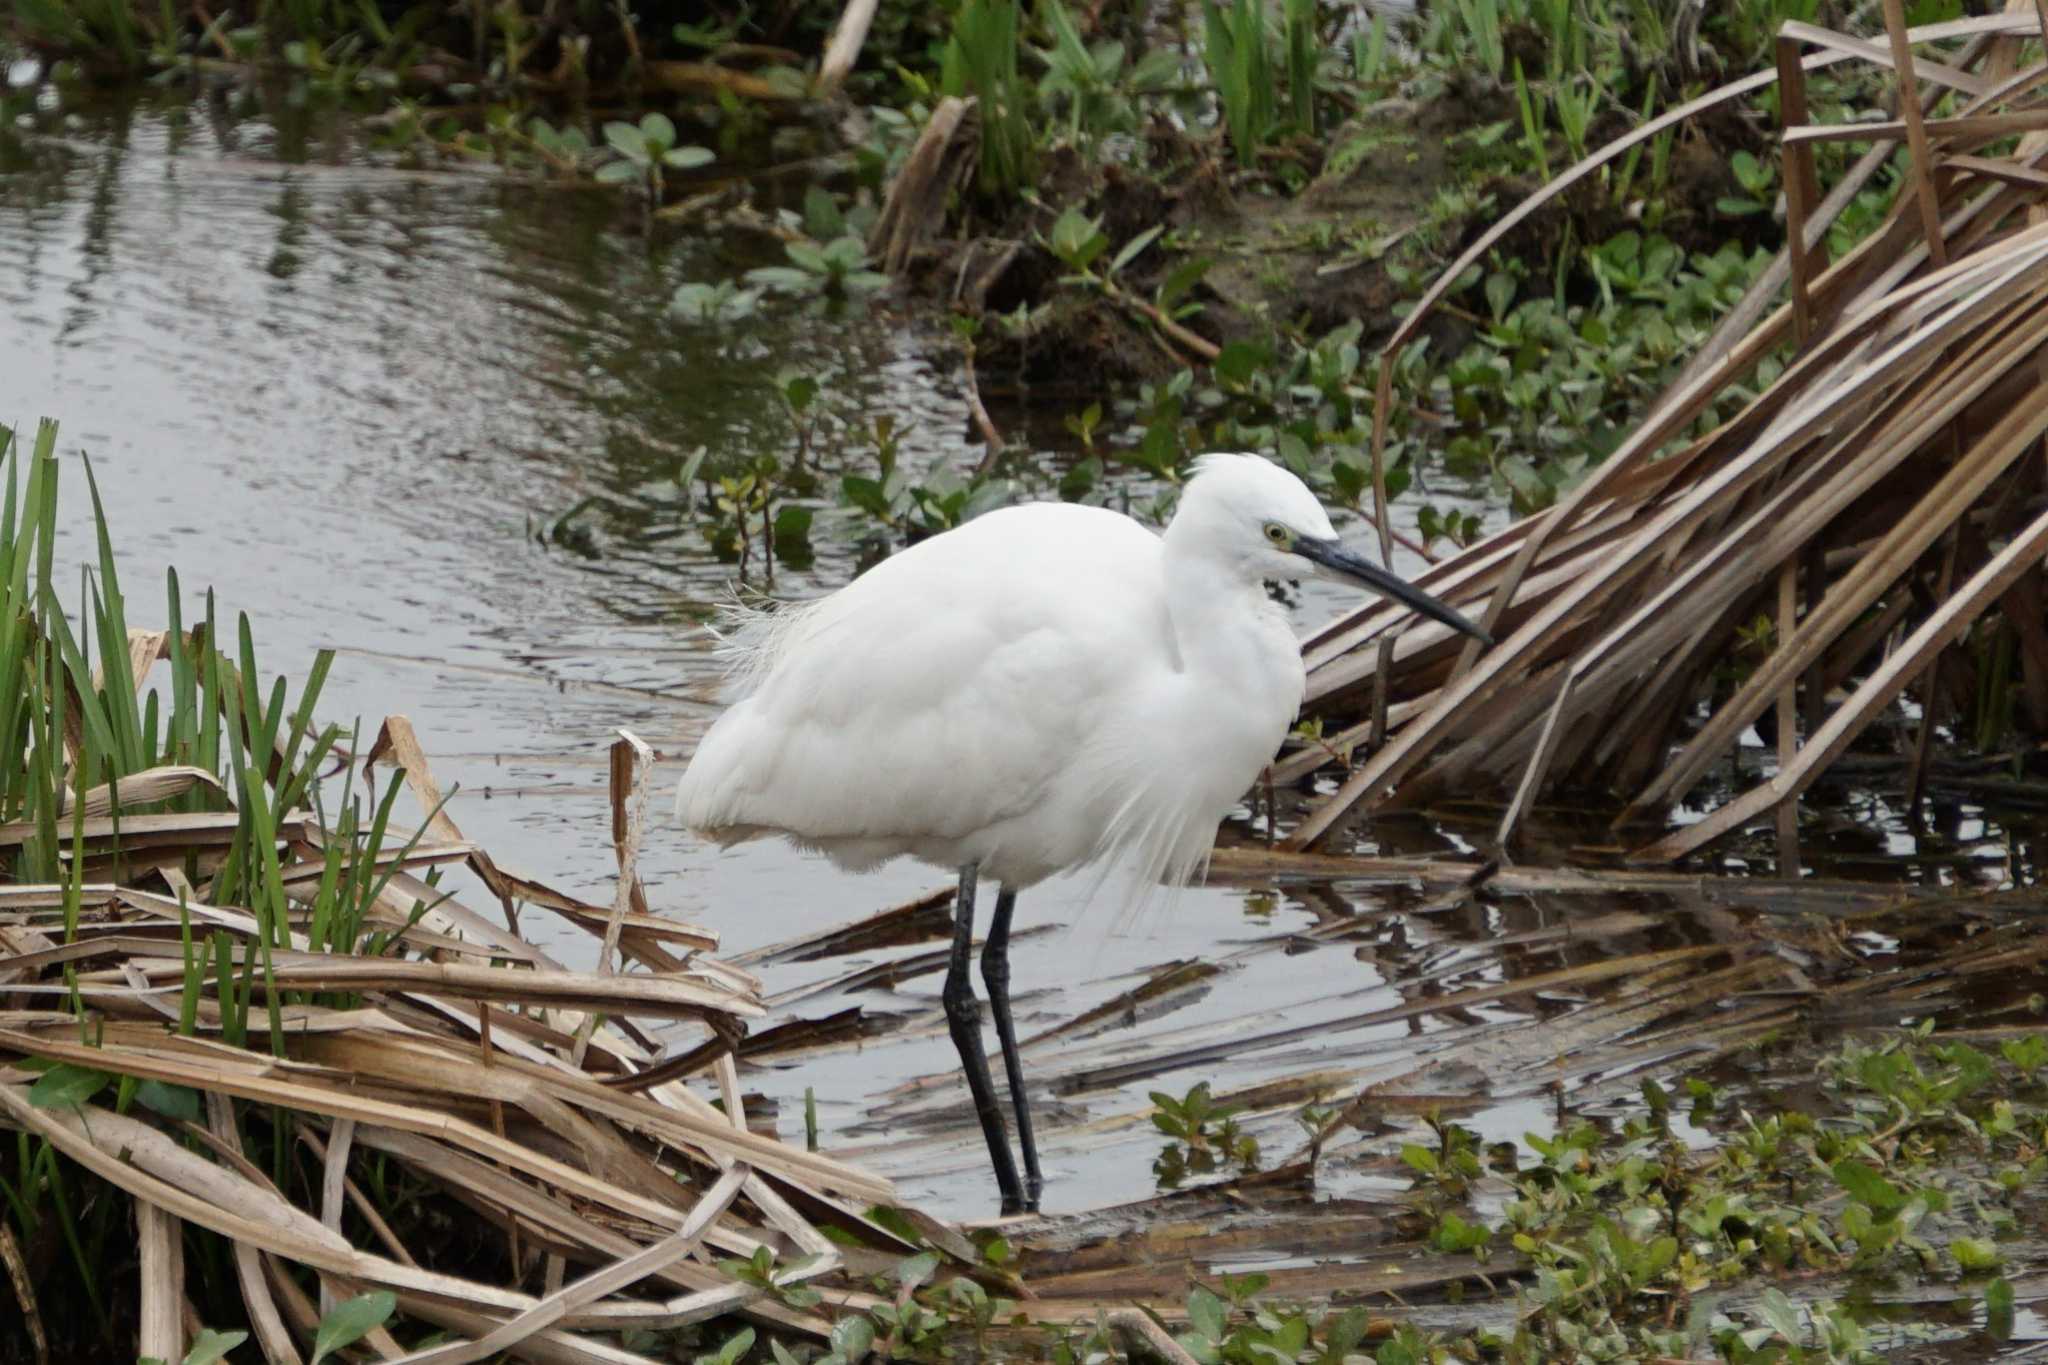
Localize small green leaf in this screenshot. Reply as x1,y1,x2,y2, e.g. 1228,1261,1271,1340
1642,1235,1678,1279
136,1080,201,1123
2000,1035,2048,1074
746,266,819,293
829,1313,875,1360
594,160,642,184
862,1204,925,1247
842,475,892,519
665,144,714,170
1156,257,1211,313
822,236,868,271
1049,208,1108,269
639,112,677,148
1484,271,1516,321
780,373,819,410
1109,224,1164,275
310,1290,396,1364
182,1328,249,1365
601,121,647,161
785,242,831,275
698,1325,753,1365
1832,1158,1906,1216
895,1249,941,1289
1952,1236,2002,1273
773,504,814,552
1213,340,1271,388
1756,1287,1803,1343
29,1063,110,1109
1433,1212,1490,1253
1988,1277,2016,1339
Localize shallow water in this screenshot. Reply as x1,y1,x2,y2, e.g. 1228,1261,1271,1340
4,82,2042,1226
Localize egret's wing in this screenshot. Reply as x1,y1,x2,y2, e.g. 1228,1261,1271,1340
677,504,1170,852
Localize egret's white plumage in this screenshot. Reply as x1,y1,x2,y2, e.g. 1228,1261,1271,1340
677,453,1330,891
674,451,1489,1213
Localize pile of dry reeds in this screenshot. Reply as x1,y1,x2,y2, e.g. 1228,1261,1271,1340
1291,4,2048,867
0,729,901,1365
0,422,910,1364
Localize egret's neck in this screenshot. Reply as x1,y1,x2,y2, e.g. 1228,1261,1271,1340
1160,522,1302,703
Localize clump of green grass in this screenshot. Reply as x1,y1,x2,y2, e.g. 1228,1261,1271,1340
940,0,1038,196
0,417,427,1351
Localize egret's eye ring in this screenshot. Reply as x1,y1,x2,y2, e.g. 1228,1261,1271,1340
1264,523,1289,545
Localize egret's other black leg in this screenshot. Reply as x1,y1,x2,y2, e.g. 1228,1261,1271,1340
944,863,1025,1212
981,887,1042,1213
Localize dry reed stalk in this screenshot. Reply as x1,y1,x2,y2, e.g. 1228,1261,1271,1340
1288,17,2048,863
813,0,880,97
867,97,975,275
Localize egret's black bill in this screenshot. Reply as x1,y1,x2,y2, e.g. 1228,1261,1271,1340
1296,537,1494,645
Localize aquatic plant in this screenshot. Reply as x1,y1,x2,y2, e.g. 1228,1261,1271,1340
596,112,713,204
745,234,890,299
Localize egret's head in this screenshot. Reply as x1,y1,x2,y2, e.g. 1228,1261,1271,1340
1177,453,1493,645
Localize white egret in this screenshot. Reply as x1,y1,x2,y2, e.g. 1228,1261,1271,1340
676,452,1489,1213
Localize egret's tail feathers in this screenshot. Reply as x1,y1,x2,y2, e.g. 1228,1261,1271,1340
1074,780,1219,933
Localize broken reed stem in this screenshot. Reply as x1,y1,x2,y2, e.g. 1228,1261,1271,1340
1100,278,1221,363
1906,523,1965,816
814,0,880,97
299,1126,419,1266
1779,34,1821,341
570,728,655,1069
1108,1309,1204,1365
965,348,1006,475
136,1202,184,1365
1883,0,1951,267
0,1220,45,1365
1776,560,1801,876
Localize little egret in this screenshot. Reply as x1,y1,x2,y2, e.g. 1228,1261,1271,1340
676,452,1489,1213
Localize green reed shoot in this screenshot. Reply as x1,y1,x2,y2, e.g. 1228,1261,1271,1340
1202,0,1275,167
943,0,1037,195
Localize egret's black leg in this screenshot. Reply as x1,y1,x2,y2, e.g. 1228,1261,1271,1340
981,887,1043,1213
943,863,1025,1212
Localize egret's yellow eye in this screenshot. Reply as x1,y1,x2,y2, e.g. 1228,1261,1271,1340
1263,522,1291,546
